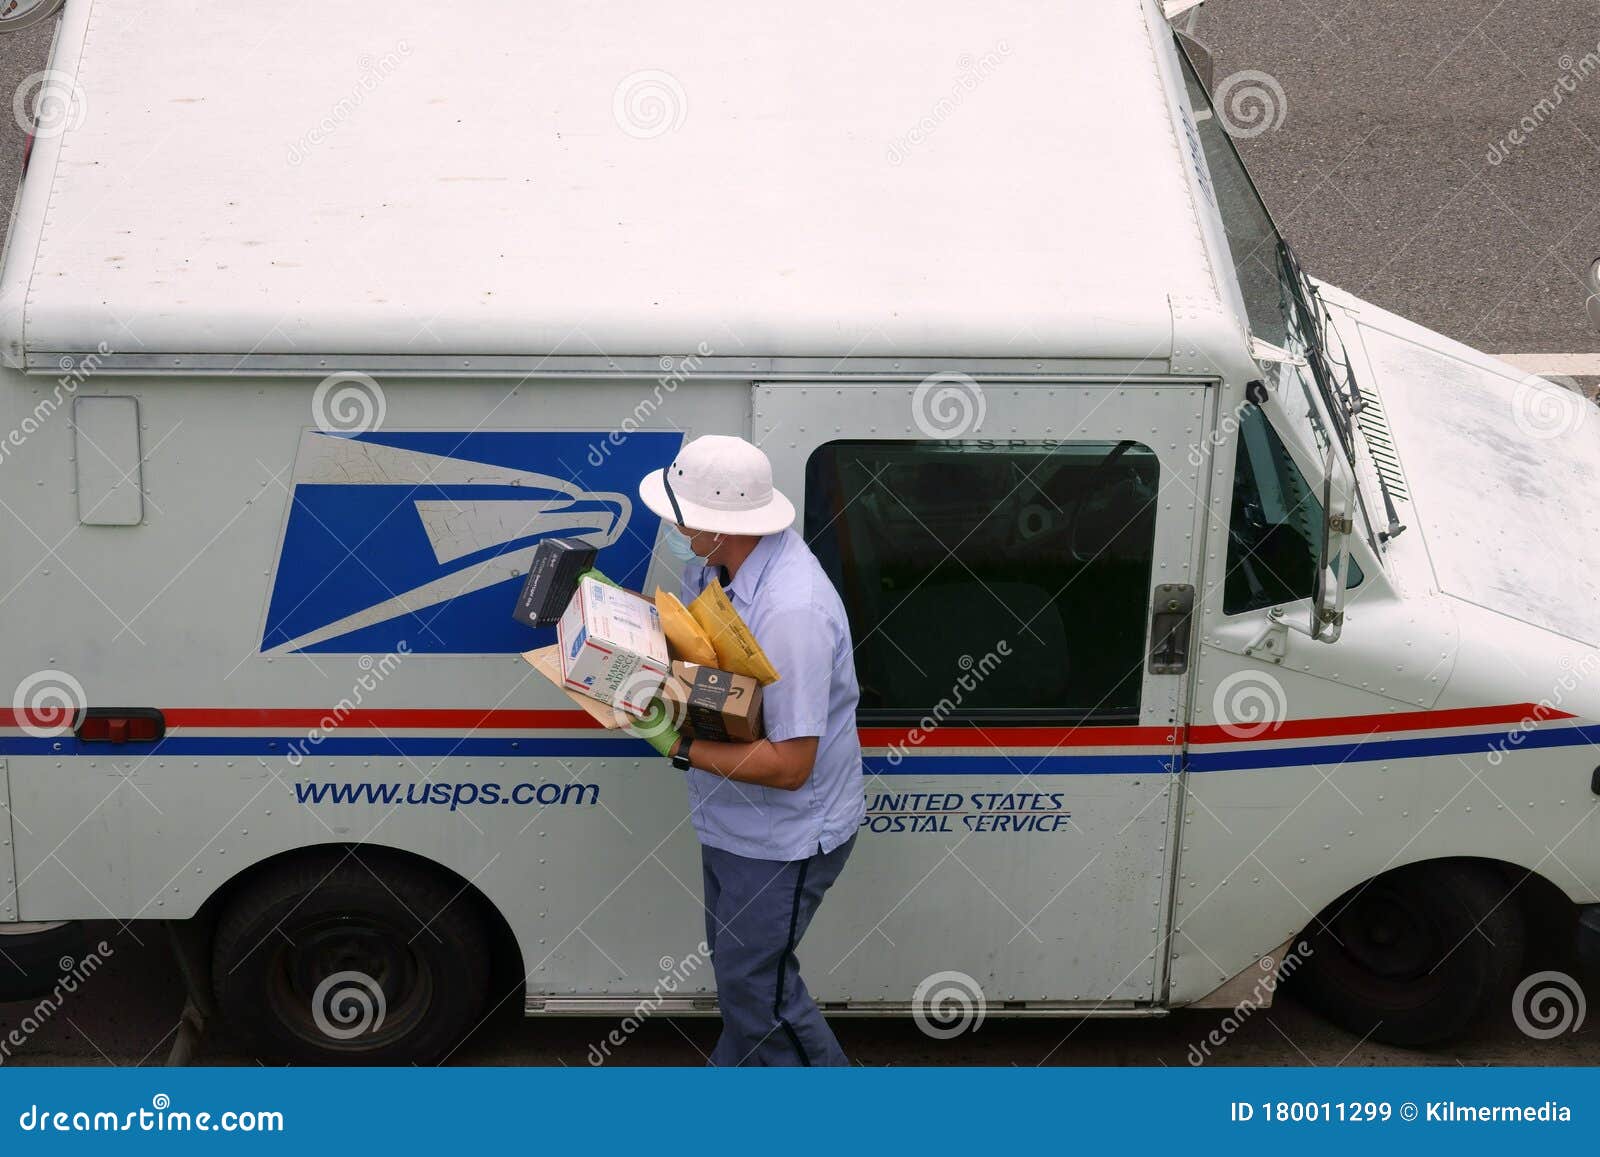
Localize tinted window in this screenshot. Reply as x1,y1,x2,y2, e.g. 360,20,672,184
1224,402,1361,613
805,440,1159,725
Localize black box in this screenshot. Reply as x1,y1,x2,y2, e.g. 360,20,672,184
512,538,598,628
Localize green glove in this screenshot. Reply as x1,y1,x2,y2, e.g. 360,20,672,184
628,697,683,759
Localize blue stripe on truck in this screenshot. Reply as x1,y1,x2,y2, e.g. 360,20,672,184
0,722,1593,772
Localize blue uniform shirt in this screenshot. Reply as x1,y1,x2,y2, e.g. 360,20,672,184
679,528,865,861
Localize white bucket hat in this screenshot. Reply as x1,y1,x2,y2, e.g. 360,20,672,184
639,434,796,536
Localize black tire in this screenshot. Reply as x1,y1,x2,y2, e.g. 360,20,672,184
211,850,491,1064
0,922,88,1003
1288,860,1525,1047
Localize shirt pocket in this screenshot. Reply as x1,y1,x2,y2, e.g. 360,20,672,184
697,776,776,848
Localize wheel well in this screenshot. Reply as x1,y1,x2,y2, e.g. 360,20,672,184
1478,858,1580,970
1301,856,1576,964
183,843,525,1019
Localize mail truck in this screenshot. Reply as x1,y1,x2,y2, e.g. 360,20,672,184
1,0,1595,1060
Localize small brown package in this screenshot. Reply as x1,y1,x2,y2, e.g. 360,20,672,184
662,660,765,742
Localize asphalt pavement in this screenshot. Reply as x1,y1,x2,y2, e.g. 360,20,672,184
1192,0,1600,362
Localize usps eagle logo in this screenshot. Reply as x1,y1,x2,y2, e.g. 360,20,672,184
261,429,682,654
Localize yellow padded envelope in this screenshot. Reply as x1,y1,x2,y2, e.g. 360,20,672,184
688,579,780,685
654,588,719,667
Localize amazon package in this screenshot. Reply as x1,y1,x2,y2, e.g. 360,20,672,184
661,660,765,742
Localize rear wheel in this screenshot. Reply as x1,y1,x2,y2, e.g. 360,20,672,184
211,851,491,1064
1288,860,1525,1047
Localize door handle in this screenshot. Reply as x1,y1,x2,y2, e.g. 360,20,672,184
1148,584,1195,675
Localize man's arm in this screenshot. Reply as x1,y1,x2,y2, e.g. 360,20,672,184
671,735,819,792
672,596,836,790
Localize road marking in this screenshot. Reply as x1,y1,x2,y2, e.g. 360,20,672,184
1493,353,1600,376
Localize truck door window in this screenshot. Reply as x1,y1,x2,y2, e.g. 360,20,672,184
805,440,1158,725
1225,402,1361,613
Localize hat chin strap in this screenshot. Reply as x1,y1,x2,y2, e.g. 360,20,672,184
661,467,687,525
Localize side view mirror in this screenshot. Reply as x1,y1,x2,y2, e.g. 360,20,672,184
1312,439,1354,643
0,0,64,32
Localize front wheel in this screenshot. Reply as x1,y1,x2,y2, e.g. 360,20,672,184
211,851,492,1064
1287,860,1525,1047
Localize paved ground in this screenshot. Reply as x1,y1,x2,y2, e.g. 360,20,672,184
5,920,1599,1065
1193,0,1600,359
0,15,50,213
2,2,1599,1066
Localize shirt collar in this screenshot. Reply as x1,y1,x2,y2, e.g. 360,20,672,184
723,530,785,606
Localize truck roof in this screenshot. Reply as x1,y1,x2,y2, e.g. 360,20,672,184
0,0,1235,369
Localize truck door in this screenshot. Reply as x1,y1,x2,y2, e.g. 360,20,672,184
755,378,1212,1006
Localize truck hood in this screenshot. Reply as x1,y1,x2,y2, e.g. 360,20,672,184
1320,284,1600,645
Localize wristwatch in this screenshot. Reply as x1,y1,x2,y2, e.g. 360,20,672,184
670,736,693,771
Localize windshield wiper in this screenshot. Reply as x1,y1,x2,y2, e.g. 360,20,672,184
1277,239,1406,543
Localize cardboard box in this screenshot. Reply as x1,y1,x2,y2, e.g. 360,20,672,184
664,660,764,742
512,537,599,628
522,644,623,727
555,576,670,718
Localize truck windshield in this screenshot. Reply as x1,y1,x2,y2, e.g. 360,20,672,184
1174,35,1401,548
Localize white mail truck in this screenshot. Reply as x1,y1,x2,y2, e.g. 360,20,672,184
1,0,1596,1061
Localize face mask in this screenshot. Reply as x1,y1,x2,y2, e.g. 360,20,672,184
662,525,704,564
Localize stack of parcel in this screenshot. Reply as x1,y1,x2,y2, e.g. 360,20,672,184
514,538,779,742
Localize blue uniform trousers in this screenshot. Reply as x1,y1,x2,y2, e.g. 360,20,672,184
700,834,855,1066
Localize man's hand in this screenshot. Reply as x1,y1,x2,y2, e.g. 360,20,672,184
622,697,819,792
626,697,683,759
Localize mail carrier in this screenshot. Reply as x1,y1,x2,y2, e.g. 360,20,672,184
0,0,1596,1061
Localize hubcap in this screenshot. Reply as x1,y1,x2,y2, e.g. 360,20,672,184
268,915,433,1051
1336,887,1437,981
